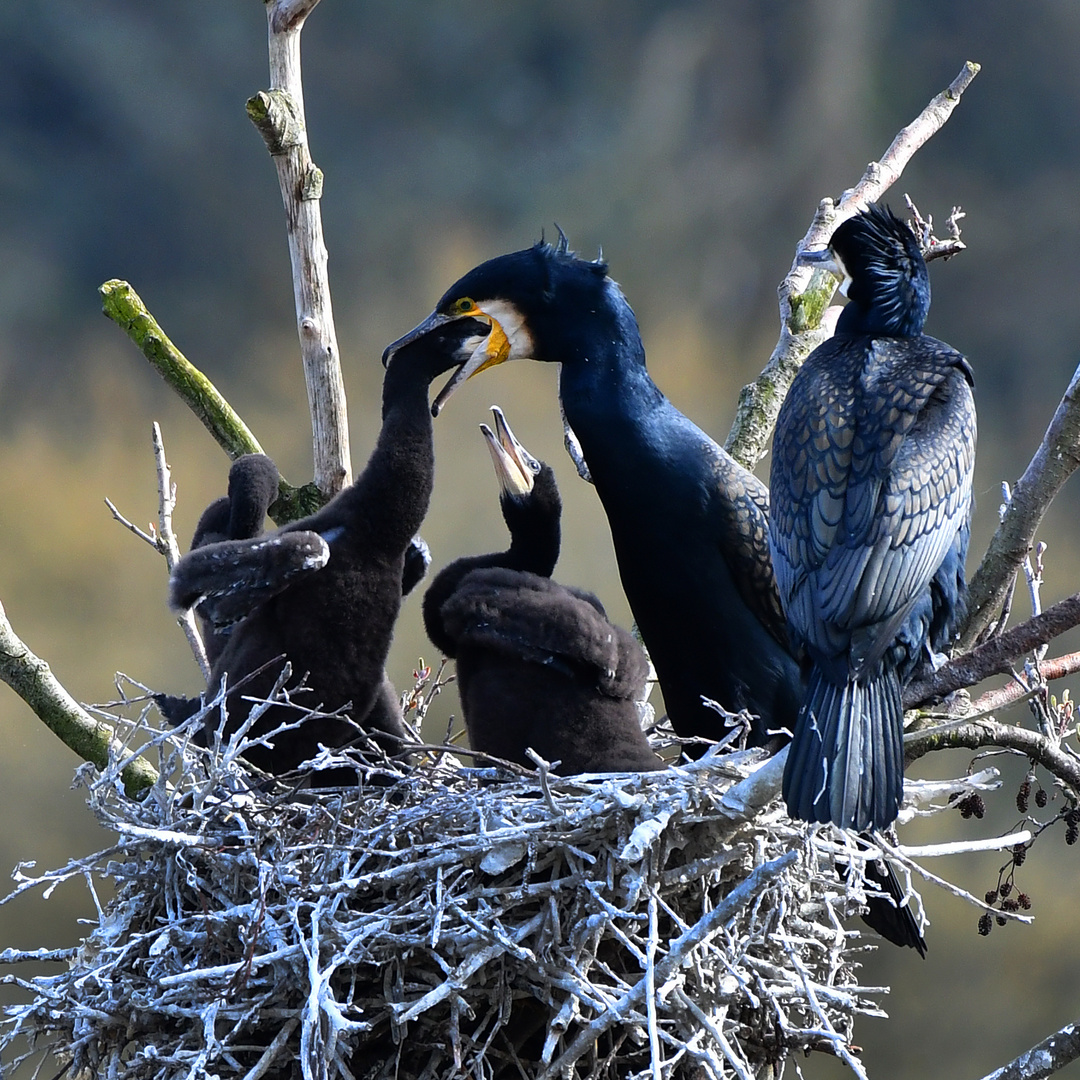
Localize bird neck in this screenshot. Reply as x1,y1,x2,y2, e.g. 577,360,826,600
312,352,439,560
836,267,930,338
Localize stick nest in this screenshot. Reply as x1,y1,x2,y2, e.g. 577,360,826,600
2,687,899,1080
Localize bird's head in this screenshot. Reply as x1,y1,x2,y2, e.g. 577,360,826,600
480,405,561,573
480,405,542,504
382,233,618,416
804,203,930,337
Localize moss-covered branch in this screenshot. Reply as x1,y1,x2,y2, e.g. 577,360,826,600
0,599,157,798
99,279,324,525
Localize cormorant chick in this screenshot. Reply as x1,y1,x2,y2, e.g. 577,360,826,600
165,318,487,782
384,238,801,752
423,407,663,775
182,453,281,668
770,203,976,831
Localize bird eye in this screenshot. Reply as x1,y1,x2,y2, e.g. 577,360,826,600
450,297,478,316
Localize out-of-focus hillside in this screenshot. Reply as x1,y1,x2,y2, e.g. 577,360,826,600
2,3,1080,1078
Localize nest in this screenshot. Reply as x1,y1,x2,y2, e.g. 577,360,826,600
1,677,918,1080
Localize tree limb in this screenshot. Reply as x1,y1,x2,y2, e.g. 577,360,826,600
0,599,157,797
248,0,352,497
975,1021,1080,1080
959,361,1080,649
967,652,1080,715
904,715,1080,797
99,279,323,525
725,60,980,468
904,591,1080,707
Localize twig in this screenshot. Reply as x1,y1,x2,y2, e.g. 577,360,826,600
99,280,323,525
0,598,156,797
247,0,352,497
725,60,980,468
975,1020,1080,1080
961,360,1080,649
968,652,1080,715
541,850,798,1078
156,424,211,679
905,591,1080,707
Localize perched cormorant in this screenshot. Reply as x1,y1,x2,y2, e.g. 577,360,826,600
424,407,663,775
164,318,487,781
385,235,926,953
770,203,976,831
384,238,802,752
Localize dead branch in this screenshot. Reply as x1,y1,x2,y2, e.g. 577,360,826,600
974,1020,1080,1080
960,360,1080,649
725,60,980,469
247,0,351,497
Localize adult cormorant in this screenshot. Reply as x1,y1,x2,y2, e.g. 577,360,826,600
165,318,487,781
385,236,926,953
384,238,802,752
770,203,976,831
424,407,663,774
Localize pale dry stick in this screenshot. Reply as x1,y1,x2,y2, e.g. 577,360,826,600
975,1020,1080,1080
152,422,210,678
247,0,351,497
874,837,1033,924
726,60,980,469
961,359,1080,649
540,850,798,1079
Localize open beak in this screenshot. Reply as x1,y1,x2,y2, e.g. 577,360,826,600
383,305,517,417
480,406,539,500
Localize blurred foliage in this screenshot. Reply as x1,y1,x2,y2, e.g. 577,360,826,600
2,2,1080,1078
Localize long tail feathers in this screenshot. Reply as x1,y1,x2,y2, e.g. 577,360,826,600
783,666,904,831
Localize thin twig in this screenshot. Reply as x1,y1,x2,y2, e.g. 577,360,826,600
152,423,210,679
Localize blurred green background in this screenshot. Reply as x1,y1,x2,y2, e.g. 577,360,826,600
2,2,1080,1077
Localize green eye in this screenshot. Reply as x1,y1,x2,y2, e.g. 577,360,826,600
450,297,478,316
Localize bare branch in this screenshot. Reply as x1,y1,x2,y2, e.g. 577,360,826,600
0,599,157,797
975,1020,1080,1080
151,423,210,680
968,652,1080,715
905,715,1080,796
248,0,351,497
904,591,1080,706
725,60,980,468
960,361,1080,648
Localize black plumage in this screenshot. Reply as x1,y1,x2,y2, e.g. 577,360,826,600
387,235,926,953
770,203,976,831
164,319,487,781
423,407,663,775
386,238,801,751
